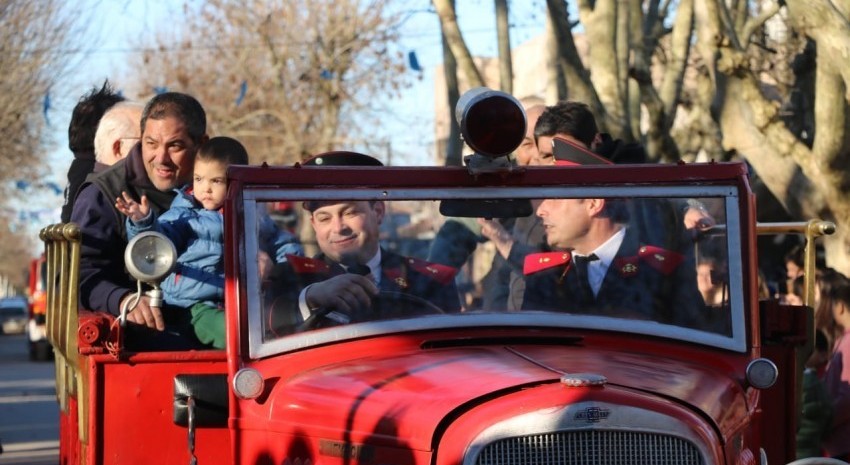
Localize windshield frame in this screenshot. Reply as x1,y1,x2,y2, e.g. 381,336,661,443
239,183,746,359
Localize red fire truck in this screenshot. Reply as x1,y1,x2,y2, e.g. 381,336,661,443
41,90,845,465
26,254,51,360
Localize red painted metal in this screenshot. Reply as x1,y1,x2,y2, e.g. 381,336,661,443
60,160,811,464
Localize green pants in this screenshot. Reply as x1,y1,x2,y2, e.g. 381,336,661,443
189,302,225,349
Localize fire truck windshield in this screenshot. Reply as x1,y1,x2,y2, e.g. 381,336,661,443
242,184,745,358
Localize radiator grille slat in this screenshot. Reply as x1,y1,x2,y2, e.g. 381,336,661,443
475,430,703,465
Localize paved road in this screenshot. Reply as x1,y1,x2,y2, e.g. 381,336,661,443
0,334,58,465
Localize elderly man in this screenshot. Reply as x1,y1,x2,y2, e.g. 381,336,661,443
71,92,208,349
92,101,144,172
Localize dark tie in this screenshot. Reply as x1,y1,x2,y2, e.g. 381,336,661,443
348,264,371,276
573,253,599,302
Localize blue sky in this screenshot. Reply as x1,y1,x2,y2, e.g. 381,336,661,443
16,0,546,239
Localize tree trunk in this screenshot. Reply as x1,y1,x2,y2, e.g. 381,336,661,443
432,0,484,88
546,0,609,132
440,1,464,167
495,0,513,94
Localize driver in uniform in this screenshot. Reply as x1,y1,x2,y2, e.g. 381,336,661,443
266,152,461,334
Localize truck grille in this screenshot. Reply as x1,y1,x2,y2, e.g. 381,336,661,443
475,430,703,465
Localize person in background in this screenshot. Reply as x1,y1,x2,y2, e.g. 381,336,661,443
116,137,304,349
796,328,833,459
426,98,544,310
479,100,716,311
820,271,850,461
781,275,805,306
71,92,208,350
92,101,144,173
61,81,125,222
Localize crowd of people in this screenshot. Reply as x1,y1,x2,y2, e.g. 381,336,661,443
60,83,848,459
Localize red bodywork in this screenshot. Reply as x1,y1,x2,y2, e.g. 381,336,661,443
53,161,813,465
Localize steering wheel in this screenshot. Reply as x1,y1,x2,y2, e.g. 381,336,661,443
299,290,445,331
372,290,445,317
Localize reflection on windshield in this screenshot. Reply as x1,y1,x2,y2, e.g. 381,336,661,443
253,195,734,343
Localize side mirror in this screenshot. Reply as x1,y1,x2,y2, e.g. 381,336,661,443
121,231,177,323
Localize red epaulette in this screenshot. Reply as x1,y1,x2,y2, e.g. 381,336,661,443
524,252,572,275
637,245,684,275
404,257,458,285
285,254,331,274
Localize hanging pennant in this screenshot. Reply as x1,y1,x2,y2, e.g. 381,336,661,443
408,51,423,72
235,80,247,106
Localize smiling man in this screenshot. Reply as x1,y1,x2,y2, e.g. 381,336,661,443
71,92,208,349
266,152,461,334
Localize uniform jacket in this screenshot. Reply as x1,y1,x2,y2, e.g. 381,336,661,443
127,186,304,309
71,144,176,315
267,249,461,334
521,228,708,329
507,199,694,312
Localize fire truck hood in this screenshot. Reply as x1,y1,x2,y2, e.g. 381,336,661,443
268,344,747,450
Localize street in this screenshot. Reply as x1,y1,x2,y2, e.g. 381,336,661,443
0,334,58,465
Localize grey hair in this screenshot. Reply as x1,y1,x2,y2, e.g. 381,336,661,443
93,101,144,163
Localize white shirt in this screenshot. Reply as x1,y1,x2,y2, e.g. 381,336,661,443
574,227,625,297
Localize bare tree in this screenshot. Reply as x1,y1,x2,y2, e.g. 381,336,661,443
0,1,86,281
433,0,850,274
127,0,409,165
0,213,36,290
0,1,82,193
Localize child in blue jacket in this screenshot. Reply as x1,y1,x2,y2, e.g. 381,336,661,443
116,136,303,348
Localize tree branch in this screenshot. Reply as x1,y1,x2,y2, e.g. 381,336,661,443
660,0,694,127
741,2,782,48
432,0,484,88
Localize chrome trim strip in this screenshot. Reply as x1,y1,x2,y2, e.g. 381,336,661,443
243,185,745,359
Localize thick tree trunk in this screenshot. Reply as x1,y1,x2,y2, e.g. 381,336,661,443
432,0,484,88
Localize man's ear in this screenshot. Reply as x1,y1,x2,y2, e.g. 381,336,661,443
373,201,386,223
112,139,122,156
586,198,606,217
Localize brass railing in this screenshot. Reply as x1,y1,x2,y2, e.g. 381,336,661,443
40,223,88,445
756,220,836,307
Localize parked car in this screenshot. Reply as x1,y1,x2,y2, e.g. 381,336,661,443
0,296,29,335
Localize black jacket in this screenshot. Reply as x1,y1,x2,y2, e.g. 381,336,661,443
60,151,96,223
267,249,461,334
70,144,176,315
522,228,707,329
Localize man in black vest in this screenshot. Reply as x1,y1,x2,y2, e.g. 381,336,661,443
71,92,208,348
